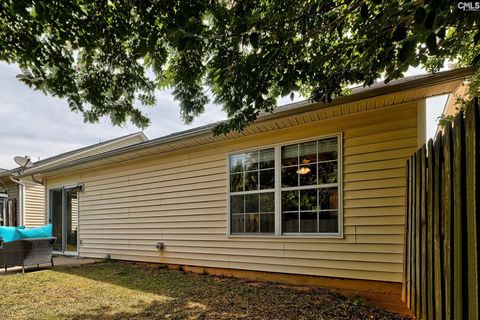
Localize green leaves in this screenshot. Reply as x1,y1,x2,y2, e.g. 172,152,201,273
474,31,480,46
424,10,436,29
426,33,437,53
398,40,415,63
0,0,478,134
392,23,407,42
414,7,426,25
360,3,369,19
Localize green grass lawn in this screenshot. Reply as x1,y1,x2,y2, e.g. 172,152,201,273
0,261,407,320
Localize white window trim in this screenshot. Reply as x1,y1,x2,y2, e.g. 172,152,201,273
226,132,343,238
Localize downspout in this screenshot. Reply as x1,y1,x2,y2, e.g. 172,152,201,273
10,176,25,226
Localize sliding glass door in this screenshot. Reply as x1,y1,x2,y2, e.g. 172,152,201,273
49,187,79,254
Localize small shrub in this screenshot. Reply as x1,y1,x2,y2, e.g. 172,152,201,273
351,294,362,306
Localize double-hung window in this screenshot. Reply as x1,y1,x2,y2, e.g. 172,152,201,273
228,134,342,237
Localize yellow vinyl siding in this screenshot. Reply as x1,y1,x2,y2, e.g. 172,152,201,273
45,101,418,283
21,133,146,227
23,179,46,227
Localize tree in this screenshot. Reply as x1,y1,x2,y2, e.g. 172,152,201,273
0,0,478,134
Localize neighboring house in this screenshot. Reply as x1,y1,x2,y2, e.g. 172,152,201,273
15,68,472,306
0,170,20,227
0,132,148,228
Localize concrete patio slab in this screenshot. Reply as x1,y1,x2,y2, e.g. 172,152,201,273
0,255,99,275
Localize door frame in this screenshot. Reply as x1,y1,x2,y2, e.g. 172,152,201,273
48,186,80,255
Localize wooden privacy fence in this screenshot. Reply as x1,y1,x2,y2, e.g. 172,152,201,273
404,97,479,320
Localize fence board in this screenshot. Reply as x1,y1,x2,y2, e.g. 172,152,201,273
403,159,410,305
420,145,428,320
427,139,435,320
404,159,412,308
465,98,479,320
411,152,417,314
442,123,453,320
453,111,466,320
415,149,422,318
433,134,444,319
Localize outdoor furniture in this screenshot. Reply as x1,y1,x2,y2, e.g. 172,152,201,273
0,237,56,273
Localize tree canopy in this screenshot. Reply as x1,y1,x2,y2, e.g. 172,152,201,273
0,0,478,134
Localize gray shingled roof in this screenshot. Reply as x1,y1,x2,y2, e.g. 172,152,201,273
0,132,147,177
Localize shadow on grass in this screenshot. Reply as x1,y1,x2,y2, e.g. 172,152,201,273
51,261,407,320
65,300,209,320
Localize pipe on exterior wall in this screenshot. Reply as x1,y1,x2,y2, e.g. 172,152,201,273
9,175,25,226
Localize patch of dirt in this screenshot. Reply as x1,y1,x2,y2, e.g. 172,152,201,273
122,262,410,320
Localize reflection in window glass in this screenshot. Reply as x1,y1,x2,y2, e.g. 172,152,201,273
281,136,339,234
230,195,244,213
260,193,274,212
245,193,259,213
230,173,244,192
229,147,275,234
260,169,275,190
282,211,298,233
245,171,259,191
259,149,275,169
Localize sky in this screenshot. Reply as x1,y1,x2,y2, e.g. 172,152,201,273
0,62,446,169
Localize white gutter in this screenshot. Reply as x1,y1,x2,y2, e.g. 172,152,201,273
10,176,25,226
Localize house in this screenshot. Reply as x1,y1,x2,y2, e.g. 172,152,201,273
14,68,473,308
0,132,148,228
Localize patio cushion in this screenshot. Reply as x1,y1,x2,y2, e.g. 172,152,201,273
0,226,25,242
15,224,52,240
